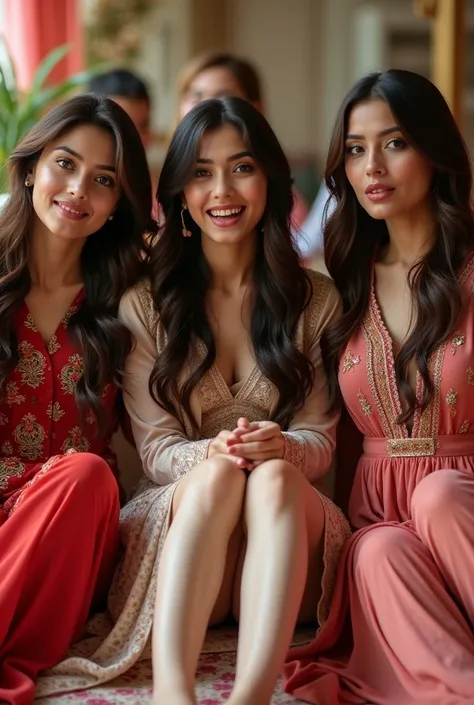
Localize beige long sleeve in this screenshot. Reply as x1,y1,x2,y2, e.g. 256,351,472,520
282,273,341,482
119,288,211,485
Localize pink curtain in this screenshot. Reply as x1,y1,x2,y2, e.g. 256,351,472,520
4,0,83,91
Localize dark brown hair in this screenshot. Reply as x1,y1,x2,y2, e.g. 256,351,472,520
150,97,312,431
0,93,157,432
177,51,262,106
321,69,474,424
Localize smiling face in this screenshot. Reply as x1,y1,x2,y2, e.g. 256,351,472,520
344,99,434,223
29,123,121,242
182,123,267,246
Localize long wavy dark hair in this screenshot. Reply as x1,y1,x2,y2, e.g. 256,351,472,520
0,94,157,433
321,69,474,423
150,97,313,430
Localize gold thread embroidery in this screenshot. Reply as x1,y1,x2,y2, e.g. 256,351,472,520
59,354,84,394
13,413,45,460
1,441,13,456
357,389,372,416
61,427,91,454
24,313,38,331
46,401,65,421
467,367,474,386
0,457,26,489
361,312,399,435
0,413,8,425
47,334,61,355
459,420,470,434
62,304,78,327
451,332,466,355
17,341,46,388
342,350,361,373
446,389,458,417
9,455,62,514
5,382,26,406
386,437,435,457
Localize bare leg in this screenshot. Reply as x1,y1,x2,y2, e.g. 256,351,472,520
151,456,247,705
228,460,325,705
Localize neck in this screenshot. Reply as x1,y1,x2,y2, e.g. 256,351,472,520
383,204,437,267
202,231,257,293
28,225,85,291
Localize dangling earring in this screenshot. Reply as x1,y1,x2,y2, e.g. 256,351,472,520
25,177,31,187
181,203,192,238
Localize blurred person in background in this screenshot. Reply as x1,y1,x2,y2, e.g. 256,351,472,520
89,69,160,223
89,69,152,150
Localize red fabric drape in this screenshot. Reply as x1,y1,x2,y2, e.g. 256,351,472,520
4,0,83,91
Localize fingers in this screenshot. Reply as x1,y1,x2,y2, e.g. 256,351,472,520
236,425,278,443
228,440,282,460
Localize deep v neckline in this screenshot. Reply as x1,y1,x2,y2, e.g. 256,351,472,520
196,340,258,401
23,286,85,349
210,360,259,400
369,267,421,437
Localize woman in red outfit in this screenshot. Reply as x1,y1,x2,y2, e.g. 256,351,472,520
0,94,156,705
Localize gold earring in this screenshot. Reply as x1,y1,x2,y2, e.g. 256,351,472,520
181,204,192,238
108,214,114,221
25,177,31,187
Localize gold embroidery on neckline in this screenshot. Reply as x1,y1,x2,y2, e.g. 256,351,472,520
451,332,466,355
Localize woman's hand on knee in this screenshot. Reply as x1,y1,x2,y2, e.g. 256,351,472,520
208,429,250,469
227,418,285,467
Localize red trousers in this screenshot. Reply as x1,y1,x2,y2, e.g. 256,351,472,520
0,452,119,705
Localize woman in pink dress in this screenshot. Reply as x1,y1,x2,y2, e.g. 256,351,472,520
283,69,474,704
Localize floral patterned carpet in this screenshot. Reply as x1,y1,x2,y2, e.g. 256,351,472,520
36,626,312,705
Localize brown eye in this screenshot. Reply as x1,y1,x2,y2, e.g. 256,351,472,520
56,158,74,169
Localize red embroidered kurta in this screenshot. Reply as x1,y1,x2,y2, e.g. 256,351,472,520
0,288,119,513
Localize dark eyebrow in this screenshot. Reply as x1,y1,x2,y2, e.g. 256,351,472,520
196,151,254,164
53,146,116,173
345,126,401,140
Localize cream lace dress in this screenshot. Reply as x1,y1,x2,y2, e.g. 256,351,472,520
36,270,350,698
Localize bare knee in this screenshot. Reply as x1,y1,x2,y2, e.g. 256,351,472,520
246,459,303,512
177,454,247,514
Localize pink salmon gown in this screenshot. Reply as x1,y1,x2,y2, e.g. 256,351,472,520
283,257,474,705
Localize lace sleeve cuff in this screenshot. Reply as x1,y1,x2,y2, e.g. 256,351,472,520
170,439,212,480
282,431,307,471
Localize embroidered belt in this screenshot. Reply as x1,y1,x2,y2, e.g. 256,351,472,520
363,435,474,458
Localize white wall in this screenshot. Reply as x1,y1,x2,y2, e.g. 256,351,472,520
226,0,318,156
225,0,361,163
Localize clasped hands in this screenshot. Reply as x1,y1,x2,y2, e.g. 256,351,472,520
208,417,285,471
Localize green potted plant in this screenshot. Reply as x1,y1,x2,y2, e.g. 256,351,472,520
0,41,100,198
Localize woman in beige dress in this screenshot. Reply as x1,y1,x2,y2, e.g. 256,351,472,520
37,97,349,704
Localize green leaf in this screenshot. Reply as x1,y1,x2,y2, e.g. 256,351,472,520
0,61,15,114
27,69,97,113
27,44,70,97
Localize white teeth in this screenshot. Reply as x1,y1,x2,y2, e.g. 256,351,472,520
58,203,84,215
209,207,243,217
